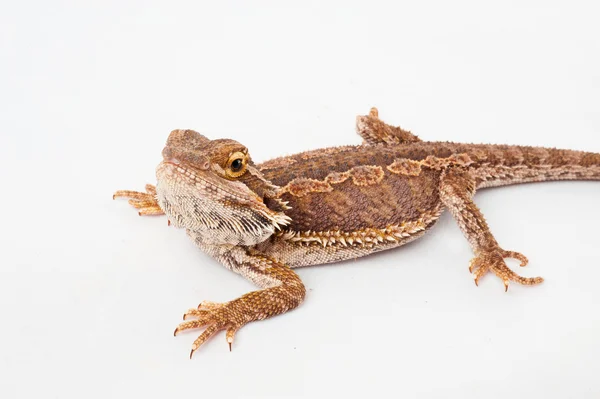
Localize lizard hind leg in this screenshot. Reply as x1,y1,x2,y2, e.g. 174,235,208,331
355,107,421,145
440,167,544,291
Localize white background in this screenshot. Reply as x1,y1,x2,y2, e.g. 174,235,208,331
2,1,600,398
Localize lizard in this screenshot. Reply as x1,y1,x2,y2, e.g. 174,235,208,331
114,107,600,358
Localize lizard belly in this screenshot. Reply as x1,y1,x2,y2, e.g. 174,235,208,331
253,207,442,268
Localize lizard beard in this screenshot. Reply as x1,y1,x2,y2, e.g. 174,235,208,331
155,162,290,246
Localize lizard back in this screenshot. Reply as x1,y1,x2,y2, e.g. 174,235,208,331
259,141,600,234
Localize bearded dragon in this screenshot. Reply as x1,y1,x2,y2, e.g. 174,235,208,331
114,108,600,358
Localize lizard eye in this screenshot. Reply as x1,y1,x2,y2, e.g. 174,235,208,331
231,158,243,170
226,151,248,178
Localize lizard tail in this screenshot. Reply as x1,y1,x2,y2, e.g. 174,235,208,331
473,145,600,189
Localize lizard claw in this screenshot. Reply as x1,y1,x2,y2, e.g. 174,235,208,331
197,300,221,310
470,248,542,291
174,300,247,358
113,184,164,216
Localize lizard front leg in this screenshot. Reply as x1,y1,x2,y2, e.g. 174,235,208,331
174,240,306,357
439,167,543,291
113,184,164,216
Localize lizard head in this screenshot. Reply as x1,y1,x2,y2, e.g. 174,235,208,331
155,129,291,246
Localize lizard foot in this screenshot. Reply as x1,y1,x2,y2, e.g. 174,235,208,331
113,184,164,216
469,248,543,291
174,299,249,358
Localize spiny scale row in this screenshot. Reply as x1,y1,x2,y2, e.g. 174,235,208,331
279,211,441,248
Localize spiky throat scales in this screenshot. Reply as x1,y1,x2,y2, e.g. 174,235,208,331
155,161,289,246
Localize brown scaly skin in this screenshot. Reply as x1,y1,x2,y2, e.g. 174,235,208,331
114,107,600,357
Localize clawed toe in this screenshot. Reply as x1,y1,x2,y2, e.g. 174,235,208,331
197,300,221,310
182,308,210,320
472,261,490,287
499,250,529,267
469,248,543,291
113,184,164,216
174,300,247,358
